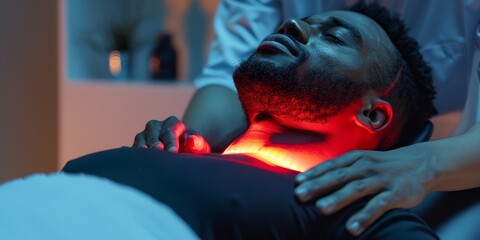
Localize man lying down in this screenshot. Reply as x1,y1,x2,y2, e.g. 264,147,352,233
43,2,439,239
60,2,438,239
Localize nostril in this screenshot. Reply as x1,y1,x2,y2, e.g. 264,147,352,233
284,27,300,39
287,23,307,43
277,19,308,44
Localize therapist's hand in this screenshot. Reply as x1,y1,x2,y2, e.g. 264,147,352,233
294,145,437,236
133,116,211,153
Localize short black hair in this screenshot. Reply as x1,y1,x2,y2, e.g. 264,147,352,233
348,1,437,148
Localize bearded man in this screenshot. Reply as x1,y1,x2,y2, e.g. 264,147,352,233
59,2,440,239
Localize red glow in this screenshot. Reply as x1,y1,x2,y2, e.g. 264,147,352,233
207,153,300,174
222,119,332,172
223,144,319,172
221,109,380,172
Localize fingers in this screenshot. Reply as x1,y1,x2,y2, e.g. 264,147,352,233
345,192,395,236
295,165,367,202
139,117,186,151
133,116,210,153
296,151,364,183
159,116,186,152
134,131,162,149
184,134,211,153
133,132,147,148
143,119,163,149
314,179,383,215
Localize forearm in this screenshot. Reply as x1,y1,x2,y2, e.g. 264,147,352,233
182,85,248,153
184,0,282,152
426,122,480,191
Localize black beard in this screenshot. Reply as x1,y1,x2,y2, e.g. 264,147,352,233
233,55,368,123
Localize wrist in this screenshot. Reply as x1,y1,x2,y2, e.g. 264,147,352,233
423,133,472,192
419,140,448,192
426,150,444,192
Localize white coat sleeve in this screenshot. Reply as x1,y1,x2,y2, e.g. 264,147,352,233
455,45,480,134
194,0,283,91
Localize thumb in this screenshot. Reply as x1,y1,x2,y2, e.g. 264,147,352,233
184,134,211,153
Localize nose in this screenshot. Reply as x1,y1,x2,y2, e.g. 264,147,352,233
277,18,309,44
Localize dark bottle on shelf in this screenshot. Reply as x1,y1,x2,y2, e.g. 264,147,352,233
150,33,177,81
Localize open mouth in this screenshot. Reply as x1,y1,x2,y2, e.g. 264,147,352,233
257,34,300,57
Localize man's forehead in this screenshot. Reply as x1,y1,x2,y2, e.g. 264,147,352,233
304,10,376,28
304,10,390,46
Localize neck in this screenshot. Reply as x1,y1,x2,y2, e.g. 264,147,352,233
223,119,334,172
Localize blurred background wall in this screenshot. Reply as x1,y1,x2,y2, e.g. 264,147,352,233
67,0,218,82
0,0,204,184
0,0,59,183
59,0,211,167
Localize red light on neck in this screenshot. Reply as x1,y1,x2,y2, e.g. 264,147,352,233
223,146,297,171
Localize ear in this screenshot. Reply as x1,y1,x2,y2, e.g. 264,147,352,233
355,97,393,133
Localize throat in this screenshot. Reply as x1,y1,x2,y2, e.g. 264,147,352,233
222,119,330,172
223,143,305,172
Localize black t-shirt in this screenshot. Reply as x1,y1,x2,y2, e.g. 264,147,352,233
62,148,438,240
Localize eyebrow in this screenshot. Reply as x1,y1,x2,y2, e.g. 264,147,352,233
328,17,363,45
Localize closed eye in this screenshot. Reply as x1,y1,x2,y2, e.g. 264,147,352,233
325,33,345,45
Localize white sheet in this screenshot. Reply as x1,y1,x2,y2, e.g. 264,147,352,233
0,173,198,240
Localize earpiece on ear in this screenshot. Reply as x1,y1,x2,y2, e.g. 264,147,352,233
356,97,393,133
